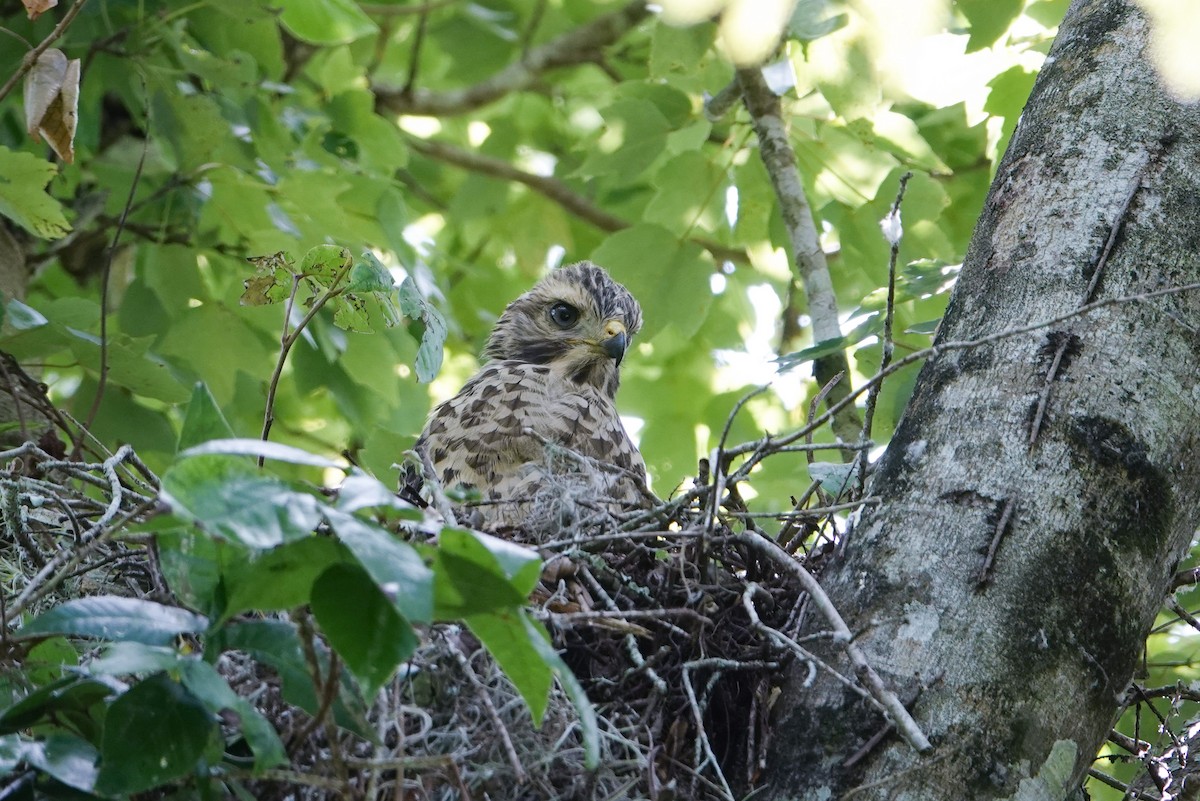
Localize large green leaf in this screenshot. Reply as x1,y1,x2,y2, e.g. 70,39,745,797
160,454,325,548
0,146,70,239
434,528,541,618
221,535,347,622
95,673,215,795
466,609,553,722
325,509,434,623
20,597,209,646
14,733,100,793
310,563,418,695
275,0,378,45
954,0,1025,51
576,99,672,180
0,675,117,736
178,660,287,772
177,383,236,452
592,224,714,340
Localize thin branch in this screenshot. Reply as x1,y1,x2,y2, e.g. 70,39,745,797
258,258,353,463
736,529,933,753
406,136,747,264
857,172,912,497
725,280,1200,464
79,90,151,456
374,0,648,116
451,639,528,784
0,0,89,103
736,65,860,443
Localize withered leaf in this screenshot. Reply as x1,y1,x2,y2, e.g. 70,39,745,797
24,48,80,164
22,0,57,21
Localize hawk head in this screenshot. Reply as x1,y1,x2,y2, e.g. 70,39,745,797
483,261,642,397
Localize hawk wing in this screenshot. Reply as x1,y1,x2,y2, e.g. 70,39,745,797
415,360,648,527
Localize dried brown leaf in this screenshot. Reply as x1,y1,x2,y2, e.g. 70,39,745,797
23,49,80,163
22,0,57,21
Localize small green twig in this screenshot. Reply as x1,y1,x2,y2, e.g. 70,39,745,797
258,259,352,466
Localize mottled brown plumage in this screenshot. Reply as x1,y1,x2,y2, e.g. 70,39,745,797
413,262,650,530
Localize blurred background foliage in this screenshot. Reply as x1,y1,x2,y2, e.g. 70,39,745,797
3,1,1196,796
0,0,1064,508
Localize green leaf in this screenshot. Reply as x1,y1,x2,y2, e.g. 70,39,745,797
222,535,346,622
275,0,378,45
336,469,423,517
160,454,325,548
592,224,714,340
220,619,373,737
905,319,942,335
325,509,434,623
398,276,448,383
329,252,403,331
89,642,184,676
310,563,418,695
0,675,117,736
5,299,48,330
20,597,209,645
807,461,860,495
954,0,1024,52
22,733,100,793
787,0,849,42
346,252,395,293
576,99,672,179
180,437,345,469
300,244,353,286
0,146,71,239
24,637,77,685
466,609,553,722
178,660,287,772
643,151,727,232
434,528,540,618
66,332,191,403
95,673,215,796
241,251,296,306
178,383,236,452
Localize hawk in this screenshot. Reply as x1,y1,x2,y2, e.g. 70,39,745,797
411,262,652,532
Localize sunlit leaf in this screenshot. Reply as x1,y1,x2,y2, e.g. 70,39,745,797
275,0,378,45
160,454,325,548
20,597,209,645
398,276,447,383
0,146,70,239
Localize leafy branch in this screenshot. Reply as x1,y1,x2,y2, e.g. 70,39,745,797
407,135,748,264
373,0,648,116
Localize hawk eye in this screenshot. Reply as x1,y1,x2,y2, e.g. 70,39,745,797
548,302,579,329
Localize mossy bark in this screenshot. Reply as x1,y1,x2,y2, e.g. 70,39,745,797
762,1,1200,798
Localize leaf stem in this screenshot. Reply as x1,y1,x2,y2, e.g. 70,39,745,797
258,257,352,466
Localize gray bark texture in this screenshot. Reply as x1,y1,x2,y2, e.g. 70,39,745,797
763,1,1200,798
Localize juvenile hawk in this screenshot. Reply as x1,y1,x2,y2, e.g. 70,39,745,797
412,262,651,531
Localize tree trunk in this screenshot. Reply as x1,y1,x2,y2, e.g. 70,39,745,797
763,1,1200,798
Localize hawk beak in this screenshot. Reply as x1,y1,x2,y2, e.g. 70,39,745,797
601,320,628,365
